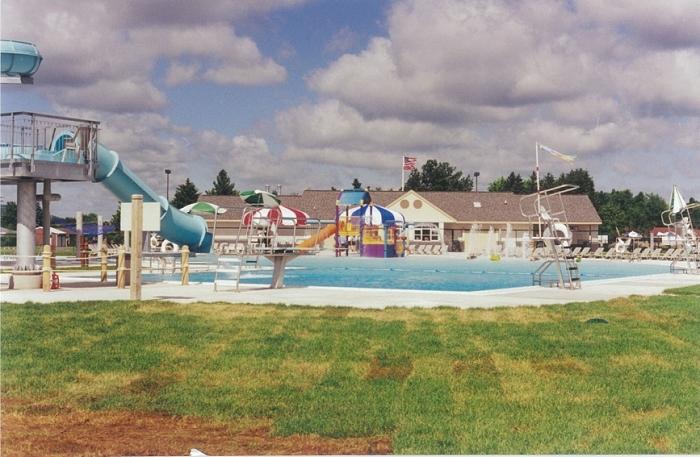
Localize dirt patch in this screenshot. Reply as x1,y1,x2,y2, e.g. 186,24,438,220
1,398,391,456
366,354,413,381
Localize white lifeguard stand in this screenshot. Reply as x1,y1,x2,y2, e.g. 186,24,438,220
520,184,581,289
661,185,699,274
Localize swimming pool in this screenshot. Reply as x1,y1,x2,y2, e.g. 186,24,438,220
155,255,669,293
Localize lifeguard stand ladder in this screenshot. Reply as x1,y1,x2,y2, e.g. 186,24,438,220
661,201,700,275
520,184,581,289
213,206,322,291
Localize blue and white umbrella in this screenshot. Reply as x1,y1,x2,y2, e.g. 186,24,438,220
350,205,405,226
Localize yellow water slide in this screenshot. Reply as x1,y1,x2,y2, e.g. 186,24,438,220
297,224,337,249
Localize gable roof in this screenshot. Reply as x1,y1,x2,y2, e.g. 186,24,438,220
200,190,602,224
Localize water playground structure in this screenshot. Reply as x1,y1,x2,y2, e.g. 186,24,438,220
519,184,581,289
335,189,406,258
662,185,699,274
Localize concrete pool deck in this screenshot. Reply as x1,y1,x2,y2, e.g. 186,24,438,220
2,271,698,308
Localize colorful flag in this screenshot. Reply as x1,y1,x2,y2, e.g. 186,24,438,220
403,156,417,171
538,143,575,162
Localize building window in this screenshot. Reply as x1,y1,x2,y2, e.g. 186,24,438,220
400,199,409,209
413,200,423,209
413,224,440,241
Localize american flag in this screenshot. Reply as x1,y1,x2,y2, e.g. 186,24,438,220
403,156,417,171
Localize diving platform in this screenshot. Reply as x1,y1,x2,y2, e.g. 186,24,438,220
1,112,100,184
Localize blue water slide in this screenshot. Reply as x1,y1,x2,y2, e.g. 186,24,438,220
1,40,43,76
95,144,213,252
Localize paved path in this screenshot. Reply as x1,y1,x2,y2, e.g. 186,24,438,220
2,272,698,309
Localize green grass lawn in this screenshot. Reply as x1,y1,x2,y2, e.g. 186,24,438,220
2,286,699,453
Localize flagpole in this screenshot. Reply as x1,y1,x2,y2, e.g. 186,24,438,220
401,156,405,192
535,142,541,238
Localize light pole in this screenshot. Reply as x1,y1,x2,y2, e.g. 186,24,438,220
474,171,480,192
164,169,171,201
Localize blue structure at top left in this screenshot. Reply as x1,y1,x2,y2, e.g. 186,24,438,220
1,40,42,82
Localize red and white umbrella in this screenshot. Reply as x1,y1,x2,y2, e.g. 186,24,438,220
242,205,309,227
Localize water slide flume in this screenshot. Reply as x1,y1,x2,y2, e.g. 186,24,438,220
94,144,213,253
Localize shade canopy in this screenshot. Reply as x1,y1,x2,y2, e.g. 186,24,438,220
337,189,371,207
627,231,641,238
239,190,280,208
350,204,404,226
180,201,228,215
243,205,309,227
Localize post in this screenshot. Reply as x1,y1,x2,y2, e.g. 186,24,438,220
117,246,126,288
42,245,51,292
130,194,143,300
401,156,405,192
181,245,190,285
97,214,103,253
76,211,85,266
100,246,108,282
42,180,51,246
15,180,37,270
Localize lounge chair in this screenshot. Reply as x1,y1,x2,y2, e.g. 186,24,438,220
579,247,591,258
591,247,604,258
415,244,425,255
648,248,662,259
668,248,682,261
571,247,582,257
660,248,675,260
603,247,616,259
628,247,642,261
638,247,650,259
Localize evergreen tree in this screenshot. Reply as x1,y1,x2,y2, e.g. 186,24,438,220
106,204,123,244
208,169,237,195
555,168,595,201
488,177,507,192
351,178,362,190
504,172,525,194
404,160,472,191
171,178,200,209
1,201,17,229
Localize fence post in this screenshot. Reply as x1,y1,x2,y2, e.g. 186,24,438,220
100,246,108,282
129,195,143,300
42,244,51,292
181,245,190,285
117,246,126,288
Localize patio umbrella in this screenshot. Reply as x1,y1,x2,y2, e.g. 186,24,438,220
239,190,280,208
242,205,309,227
180,201,228,242
350,204,404,226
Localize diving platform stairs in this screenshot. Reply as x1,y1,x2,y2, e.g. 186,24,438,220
662,192,700,275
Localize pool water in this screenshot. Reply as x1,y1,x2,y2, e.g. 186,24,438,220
168,255,669,292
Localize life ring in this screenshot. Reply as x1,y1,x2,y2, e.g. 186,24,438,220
150,234,160,250
543,222,572,247
160,240,180,253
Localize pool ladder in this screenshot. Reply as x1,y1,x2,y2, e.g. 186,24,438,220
532,255,581,289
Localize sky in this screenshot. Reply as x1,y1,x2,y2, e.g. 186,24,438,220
2,0,699,217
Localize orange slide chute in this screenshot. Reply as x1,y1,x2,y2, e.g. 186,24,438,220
297,224,337,249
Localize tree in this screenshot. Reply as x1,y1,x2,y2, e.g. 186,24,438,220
504,172,525,194
106,204,123,244
171,178,200,209
351,178,362,190
488,177,506,192
555,168,595,201
1,201,17,229
208,169,237,196
404,160,472,191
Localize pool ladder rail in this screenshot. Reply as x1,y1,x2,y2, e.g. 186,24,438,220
532,255,581,289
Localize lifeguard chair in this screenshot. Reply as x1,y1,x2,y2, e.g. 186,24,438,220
661,185,699,274
520,184,581,289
